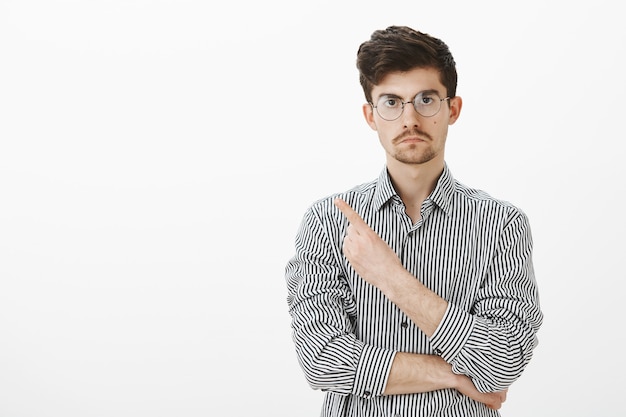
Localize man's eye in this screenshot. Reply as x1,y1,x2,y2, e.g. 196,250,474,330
383,98,399,108
419,95,434,105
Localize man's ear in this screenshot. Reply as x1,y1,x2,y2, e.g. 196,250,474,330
363,103,378,131
448,96,463,125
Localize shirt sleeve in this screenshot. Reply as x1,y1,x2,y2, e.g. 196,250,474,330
429,208,543,392
285,204,396,398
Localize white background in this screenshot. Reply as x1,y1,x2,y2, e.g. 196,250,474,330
1,1,624,416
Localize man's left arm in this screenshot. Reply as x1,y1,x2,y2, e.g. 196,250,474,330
429,209,543,392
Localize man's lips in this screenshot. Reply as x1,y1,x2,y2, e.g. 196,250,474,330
399,136,426,143
396,135,430,144
394,129,432,144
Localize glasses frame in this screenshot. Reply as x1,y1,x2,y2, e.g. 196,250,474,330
370,92,451,121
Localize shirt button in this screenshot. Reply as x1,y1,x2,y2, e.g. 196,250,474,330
364,390,371,397
401,321,408,328
434,349,443,356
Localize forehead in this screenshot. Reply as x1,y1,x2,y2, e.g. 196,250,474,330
372,67,445,99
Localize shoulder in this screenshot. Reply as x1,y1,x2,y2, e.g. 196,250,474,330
453,180,529,225
301,178,378,231
308,178,377,213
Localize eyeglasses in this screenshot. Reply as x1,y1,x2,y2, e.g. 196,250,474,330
370,91,450,121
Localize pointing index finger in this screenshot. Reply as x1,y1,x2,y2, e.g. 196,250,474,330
334,198,368,229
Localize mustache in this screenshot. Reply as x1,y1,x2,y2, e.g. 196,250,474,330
393,128,433,144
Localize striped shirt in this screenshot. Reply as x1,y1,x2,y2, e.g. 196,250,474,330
285,164,543,417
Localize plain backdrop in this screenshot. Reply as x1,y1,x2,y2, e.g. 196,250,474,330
1,1,624,416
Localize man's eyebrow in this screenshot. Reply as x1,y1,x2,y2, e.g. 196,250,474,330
377,89,442,100
417,89,441,96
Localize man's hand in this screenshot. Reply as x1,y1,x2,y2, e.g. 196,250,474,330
455,375,508,410
334,198,404,289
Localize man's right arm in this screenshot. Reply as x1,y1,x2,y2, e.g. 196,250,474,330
384,352,507,410
286,205,394,397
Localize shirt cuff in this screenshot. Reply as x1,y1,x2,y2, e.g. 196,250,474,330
429,302,474,362
351,342,397,398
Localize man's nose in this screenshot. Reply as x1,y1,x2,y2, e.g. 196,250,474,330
401,102,422,127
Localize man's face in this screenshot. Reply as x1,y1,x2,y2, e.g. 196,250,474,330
363,67,462,168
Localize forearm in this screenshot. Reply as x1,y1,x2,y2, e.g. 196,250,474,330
384,352,507,410
381,268,448,338
383,352,454,395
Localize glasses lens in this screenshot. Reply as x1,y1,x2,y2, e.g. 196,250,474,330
413,92,442,117
375,95,403,120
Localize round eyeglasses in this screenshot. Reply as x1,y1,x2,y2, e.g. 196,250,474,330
371,91,450,121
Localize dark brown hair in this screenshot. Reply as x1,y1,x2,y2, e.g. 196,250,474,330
356,26,457,103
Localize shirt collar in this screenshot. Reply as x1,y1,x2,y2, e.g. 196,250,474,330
372,163,456,216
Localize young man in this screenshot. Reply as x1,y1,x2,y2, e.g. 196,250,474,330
285,26,543,416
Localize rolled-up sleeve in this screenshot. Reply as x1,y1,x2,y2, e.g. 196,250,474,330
286,205,396,397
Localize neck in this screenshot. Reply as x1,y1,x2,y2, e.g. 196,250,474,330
387,159,444,216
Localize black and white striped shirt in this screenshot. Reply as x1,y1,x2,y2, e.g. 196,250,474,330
285,164,543,417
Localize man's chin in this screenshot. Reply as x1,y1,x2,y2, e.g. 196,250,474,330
394,151,436,165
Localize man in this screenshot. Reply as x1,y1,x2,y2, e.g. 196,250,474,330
285,26,543,416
